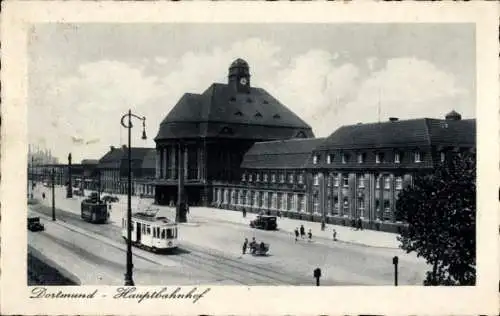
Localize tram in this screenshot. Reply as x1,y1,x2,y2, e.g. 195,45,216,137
121,207,178,252
81,193,109,224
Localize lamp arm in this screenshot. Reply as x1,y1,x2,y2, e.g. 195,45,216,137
120,112,146,128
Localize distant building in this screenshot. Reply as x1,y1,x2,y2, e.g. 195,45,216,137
98,145,156,196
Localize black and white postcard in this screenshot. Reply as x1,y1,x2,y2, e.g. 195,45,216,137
1,1,499,315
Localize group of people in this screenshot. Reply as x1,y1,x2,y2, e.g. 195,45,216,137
294,224,338,242
351,217,364,230
294,224,313,242
242,237,267,255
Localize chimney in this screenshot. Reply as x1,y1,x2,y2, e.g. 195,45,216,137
122,144,127,150
110,146,115,151
389,117,399,122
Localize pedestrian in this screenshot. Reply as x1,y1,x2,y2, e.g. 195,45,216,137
308,229,312,241
42,192,46,200
294,228,299,242
277,211,282,218
357,218,363,230
300,225,305,238
351,218,357,230
332,228,337,241
242,208,247,218
242,238,248,254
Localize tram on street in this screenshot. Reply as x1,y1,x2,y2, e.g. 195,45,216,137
81,193,109,224
121,207,178,252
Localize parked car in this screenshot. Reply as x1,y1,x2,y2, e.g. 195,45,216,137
102,195,119,203
249,215,278,230
28,217,45,232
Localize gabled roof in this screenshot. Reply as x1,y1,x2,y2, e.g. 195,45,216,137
315,118,476,151
241,138,325,169
155,83,313,141
81,159,99,165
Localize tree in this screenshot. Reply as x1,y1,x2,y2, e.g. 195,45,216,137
395,151,476,285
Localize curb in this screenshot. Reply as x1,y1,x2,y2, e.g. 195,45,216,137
28,245,81,285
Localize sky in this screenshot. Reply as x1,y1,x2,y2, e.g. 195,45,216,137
28,23,476,163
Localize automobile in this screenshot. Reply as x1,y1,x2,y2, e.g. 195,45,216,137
28,217,45,232
102,195,119,203
249,215,278,230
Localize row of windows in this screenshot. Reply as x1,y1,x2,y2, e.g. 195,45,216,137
242,172,304,184
214,188,307,212
312,174,405,190
312,151,443,165
122,219,177,239
314,196,395,221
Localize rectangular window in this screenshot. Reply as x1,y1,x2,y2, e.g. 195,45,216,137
241,173,246,181
313,174,320,185
256,174,261,182
376,177,381,189
396,177,403,190
327,154,333,164
279,174,285,183
263,173,268,182
343,175,349,187
288,174,294,183
249,174,253,182
440,152,446,162
271,173,276,183
341,154,347,164
415,152,422,163
167,229,174,239
395,152,401,164
384,177,391,189
298,174,304,184
358,175,365,188
334,174,339,187
376,153,381,164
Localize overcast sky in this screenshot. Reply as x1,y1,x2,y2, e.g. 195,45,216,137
28,23,475,162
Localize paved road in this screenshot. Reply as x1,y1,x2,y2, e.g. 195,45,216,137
30,195,428,285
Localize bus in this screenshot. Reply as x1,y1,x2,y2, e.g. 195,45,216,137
81,193,109,223
122,208,178,252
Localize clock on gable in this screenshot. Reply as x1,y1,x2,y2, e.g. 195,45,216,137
239,77,248,86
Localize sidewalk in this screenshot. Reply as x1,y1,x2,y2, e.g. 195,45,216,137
96,191,401,249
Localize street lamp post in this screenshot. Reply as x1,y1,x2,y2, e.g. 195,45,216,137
51,169,56,221
120,109,147,287
67,153,73,198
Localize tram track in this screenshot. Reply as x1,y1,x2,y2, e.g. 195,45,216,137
29,204,309,285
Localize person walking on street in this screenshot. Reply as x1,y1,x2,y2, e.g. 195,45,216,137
42,192,46,200
242,238,248,255
294,228,299,242
300,225,305,238
357,217,363,230
308,229,312,241
332,228,337,241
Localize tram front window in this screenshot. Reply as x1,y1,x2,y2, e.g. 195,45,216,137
167,229,174,239
161,229,166,239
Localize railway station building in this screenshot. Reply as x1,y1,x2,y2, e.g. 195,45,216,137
153,58,476,232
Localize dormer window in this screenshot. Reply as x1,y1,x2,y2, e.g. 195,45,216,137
357,153,365,164
341,153,348,164
229,96,236,102
234,111,243,116
256,173,261,182
242,173,246,182
414,151,422,163
247,98,253,103
327,154,333,164
279,174,285,183
249,174,253,182
273,114,281,119
263,100,269,104
271,173,276,183
313,154,320,164
254,112,263,118
394,152,401,164
263,173,268,182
